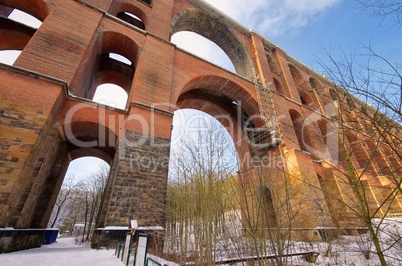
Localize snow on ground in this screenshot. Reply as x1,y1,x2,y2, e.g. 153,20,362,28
0,237,179,266
0,237,121,266
1,218,402,266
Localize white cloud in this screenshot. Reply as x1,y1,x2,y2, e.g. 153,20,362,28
284,0,341,13
204,0,342,36
171,0,341,71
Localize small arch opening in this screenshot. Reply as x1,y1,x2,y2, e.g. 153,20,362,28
289,109,315,155
117,12,145,30
98,52,134,78
299,90,314,107
267,52,279,74
261,186,277,228
329,88,339,101
273,78,283,94
309,77,324,93
289,64,306,89
111,2,147,30
344,130,370,171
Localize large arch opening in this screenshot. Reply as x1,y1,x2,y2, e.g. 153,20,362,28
29,117,117,236
171,8,255,79
48,155,111,239
165,77,282,256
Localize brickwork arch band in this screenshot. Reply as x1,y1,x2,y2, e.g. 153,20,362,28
171,8,255,79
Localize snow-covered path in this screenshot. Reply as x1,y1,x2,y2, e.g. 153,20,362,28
0,237,120,266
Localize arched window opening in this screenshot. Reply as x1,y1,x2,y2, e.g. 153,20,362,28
93,83,128,109
344,130,370,170
110,3,147,30
317,174,340,227
171,31,235,73
317,119,338,161
290,110,315,155
48,156,110,231
382,145,401,173
345,95,355,110
300,97,308,106
117,12,145,30
74,32,139,107
342,112,360,130
299,90,314,107
267,52,279,74
261,186,277,228
273,78,284,95
366,140,392,176
289,64,307,90
329,88,339,101
309,77,324,93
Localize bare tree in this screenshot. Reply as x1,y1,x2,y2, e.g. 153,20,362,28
49,175,80,228
166,112,311,265
81,162,110,242
313,35,402,266
55,162,110,241
166,112,239,264
356,0,402,28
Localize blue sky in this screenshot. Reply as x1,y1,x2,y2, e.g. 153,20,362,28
200,0,401,72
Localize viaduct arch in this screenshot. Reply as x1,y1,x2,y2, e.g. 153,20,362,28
0,0,401,252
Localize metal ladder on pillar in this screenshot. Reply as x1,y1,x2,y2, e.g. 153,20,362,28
247,81,282,158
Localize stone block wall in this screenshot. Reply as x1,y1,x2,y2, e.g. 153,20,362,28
97,130,170,228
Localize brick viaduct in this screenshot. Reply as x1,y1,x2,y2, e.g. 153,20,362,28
0,0,401,252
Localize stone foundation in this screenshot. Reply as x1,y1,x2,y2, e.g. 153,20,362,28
0,229,45,253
